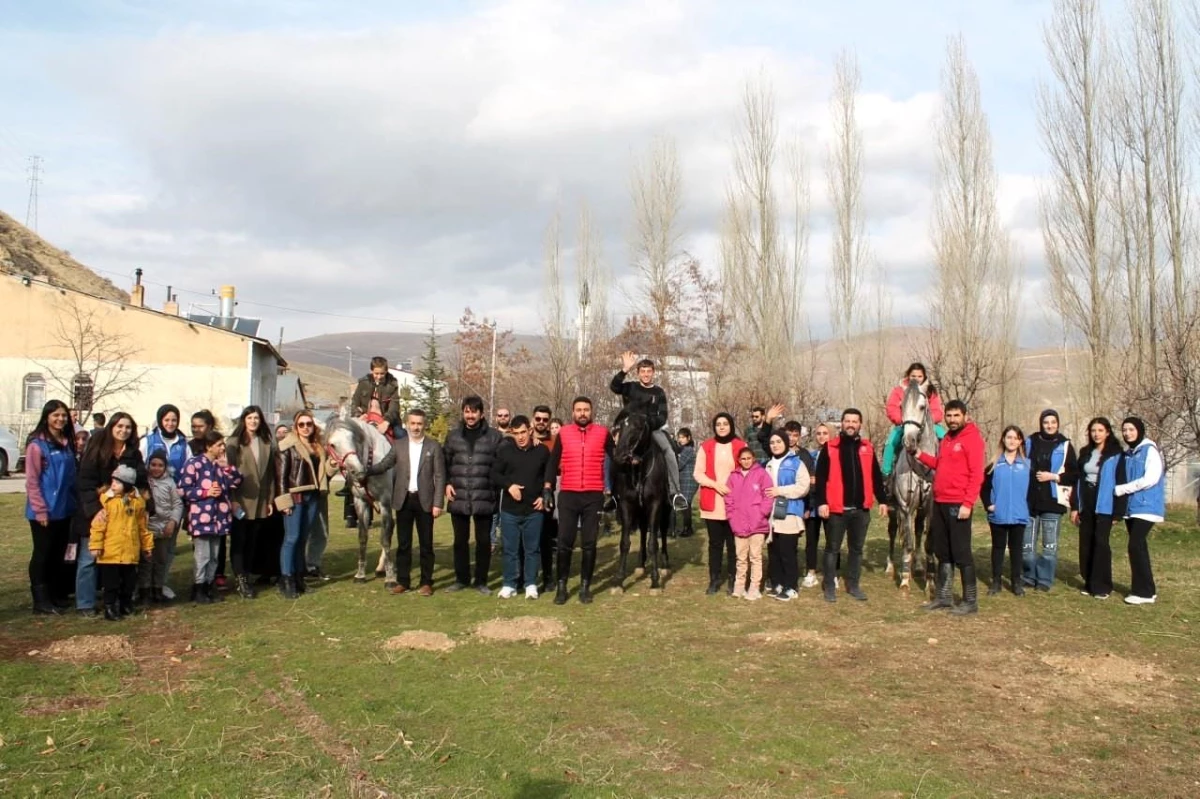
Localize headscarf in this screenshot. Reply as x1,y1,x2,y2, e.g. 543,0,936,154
1121,416,1146,451
155,403,181,432
711,413,738,445
1036,408,1062,441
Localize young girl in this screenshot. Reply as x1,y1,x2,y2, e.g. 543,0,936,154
763,432,811,601
1114,417,1164,605
724,447,774,600
1072,418,1121,599
981,426,1031,596
142,451,183,603
180,430,243,604
675,428,698,539
89,465,153,621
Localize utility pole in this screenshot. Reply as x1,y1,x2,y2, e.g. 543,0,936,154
25,155,42,231
576,280,591,393
488,322,497,415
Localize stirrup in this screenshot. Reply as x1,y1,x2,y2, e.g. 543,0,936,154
671,493,688,511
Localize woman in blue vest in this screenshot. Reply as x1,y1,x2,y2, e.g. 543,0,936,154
1070,417,1121,599
24,400,78,614
1024,409,1079,591
141,404,189,479
1113,417,1164,605
763,432,811,601
982,425,1030,596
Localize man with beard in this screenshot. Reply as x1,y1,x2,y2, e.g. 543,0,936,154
1023,409,1079,592
443,395,504,594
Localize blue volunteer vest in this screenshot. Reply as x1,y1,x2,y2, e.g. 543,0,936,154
25,438,78,521
145,429,190,479
1124,441,1165,518
986,456,1031,526
776,453,807,518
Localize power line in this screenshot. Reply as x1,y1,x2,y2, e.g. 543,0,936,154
25,155,42,231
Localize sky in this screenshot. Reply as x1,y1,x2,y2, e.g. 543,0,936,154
0,0,1059,345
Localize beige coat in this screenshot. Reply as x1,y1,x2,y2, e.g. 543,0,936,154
226,435,278,520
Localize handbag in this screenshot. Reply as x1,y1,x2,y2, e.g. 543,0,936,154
772,496,789,520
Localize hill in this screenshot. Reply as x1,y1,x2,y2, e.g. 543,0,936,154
0,210,128,302
282,330,545,374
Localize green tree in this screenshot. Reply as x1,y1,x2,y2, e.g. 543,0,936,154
415,321,449,440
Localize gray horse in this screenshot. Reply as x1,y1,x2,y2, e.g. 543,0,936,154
886,379,937,594
324,417,398,589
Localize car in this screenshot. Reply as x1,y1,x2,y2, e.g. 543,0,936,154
0,425,23,476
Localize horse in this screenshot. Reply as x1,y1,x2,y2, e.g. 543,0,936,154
886,378,937,595
324,417,398,589
610,410,671,591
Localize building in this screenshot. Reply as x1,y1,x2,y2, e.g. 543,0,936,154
1,272,285,441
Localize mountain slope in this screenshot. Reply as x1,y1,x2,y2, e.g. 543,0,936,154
0,209,128,302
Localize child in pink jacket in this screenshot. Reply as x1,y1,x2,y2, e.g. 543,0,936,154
724,447,774,600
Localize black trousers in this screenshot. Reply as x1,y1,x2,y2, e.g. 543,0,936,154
557,491,603,582
705,518,736,582
989,522,1023,584
395,493,436,588
770,533,800,592
216,534,227,577
231,517,268,576
931,503,973,569
1126,517,1157,598
451,513,492,586
540,514,558,585
825,509,869,587
29,518,71,600
1078,511,1113,595
804,515,839,572
99,563,137,609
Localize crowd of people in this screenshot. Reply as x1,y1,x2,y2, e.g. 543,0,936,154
21,356,1166,620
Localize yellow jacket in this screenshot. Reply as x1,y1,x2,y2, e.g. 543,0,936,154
89,490,153,565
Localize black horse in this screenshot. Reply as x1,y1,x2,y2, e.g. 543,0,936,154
611,410,670,590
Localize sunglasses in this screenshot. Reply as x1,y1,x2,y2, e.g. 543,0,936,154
296,421,314,428
533,416,550,422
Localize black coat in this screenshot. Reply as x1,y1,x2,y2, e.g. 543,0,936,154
443,421,505,516
72,444,149,543
490,438,551,516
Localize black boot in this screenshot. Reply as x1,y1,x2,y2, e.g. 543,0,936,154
553,580,568,605
279,575,298,600
192,583,211,604
922,562,954,611
988,566,1002,596
822,551,838,603
119,595,134,616
235,574,256,599
579,581,593,604
1010,552,1024,596
206,582,225,603
31,585,61,615
294,572,307,595
952,563,979,616
706,577,722,595
104,602,120,621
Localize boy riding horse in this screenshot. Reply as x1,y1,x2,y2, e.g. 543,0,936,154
610,351,688,511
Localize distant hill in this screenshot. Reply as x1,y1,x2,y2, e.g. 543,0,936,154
282,330,545,374
0,210,128,302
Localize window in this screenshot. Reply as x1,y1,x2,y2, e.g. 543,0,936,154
22,373,45,412
72,374,94,414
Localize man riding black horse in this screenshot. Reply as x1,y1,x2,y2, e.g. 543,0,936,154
610,351,687,511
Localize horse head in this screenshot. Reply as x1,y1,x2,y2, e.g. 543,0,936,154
900,378,930,451
612,411,652,467
325,418,367,478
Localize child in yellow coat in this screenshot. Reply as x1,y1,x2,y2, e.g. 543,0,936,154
89,465,153,621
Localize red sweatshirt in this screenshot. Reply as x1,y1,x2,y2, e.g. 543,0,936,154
916,421,985,506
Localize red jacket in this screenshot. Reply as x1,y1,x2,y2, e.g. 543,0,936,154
886,383,944,426
821,435,881,513
555,423,608,493
917,422,985,506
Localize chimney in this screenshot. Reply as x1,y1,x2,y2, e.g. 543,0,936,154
218,285,236,329
130,268,145,308
163,286,179,316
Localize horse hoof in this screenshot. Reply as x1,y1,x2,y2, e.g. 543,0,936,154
885,563,895,576
899,580,910,591
383,581,398,591
353,576,367,584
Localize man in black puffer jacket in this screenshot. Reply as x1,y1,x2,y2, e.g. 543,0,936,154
443,395,505,594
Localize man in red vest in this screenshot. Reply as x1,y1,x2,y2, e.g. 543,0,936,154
543,396,612,605
812,408,888,603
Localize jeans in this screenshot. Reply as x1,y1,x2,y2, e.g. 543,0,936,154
1079,512,1114,596
76,535,98,610
500,511,543,589
281,493,319,577
1125,517,1157,598
194,538,221,584
1023,512,1062,589
306,495,330,572
451,512,493,586
825,509,870,588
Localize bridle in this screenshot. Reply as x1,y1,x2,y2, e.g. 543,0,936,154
326,428,377,505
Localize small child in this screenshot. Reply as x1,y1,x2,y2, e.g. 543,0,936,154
724,447,774,600
89,465,153,621
141,451,183,604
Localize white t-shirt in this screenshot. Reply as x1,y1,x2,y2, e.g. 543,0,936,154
408,437,423,493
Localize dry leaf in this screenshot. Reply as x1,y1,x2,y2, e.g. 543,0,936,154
46,736,54,747
27,650,40,656
170,657,182,664
438,754,451,764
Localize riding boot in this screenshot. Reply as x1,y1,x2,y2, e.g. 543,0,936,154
279,575,298,600
206,581,225,603
951,563,979,616
578,581,593,604
581,547,597,585
1010,549,1024,596
31,585,61,615
553,580,568,605
557,547,573,586
192,582,212,604
922,562,954,611
294,572,307,595
822,551,838,603
235,574,256,599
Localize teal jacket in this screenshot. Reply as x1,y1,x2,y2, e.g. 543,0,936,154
882,424,946,477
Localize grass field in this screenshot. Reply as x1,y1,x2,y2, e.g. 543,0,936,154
0,493,1197,798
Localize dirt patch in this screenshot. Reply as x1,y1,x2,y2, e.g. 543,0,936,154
19,695,107,717
41,634,133,664
747,629,845,650
382,630,457,653
1040,653,1165,685
473,616,567,644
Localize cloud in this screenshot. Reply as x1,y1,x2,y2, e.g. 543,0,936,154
12,0,1050,343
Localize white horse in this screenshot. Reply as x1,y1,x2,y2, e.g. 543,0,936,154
324,417,397,588
886,379,937,594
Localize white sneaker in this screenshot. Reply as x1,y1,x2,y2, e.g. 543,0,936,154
801,572,818,589
1124,594,1157,605
746,589,763,601
161,586,176,600
525,585,539,600
835,577,843,590
497,586,518,599
775,588,798,602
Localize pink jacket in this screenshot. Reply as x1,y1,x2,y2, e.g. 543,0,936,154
724,464,774,537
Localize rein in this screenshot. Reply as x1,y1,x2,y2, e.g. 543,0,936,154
327,430,377,505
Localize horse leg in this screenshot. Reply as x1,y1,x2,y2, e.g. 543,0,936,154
899,507,914,591
885,508,897,576
354,495,370,583
380,500,397,588
921,494,937,600
615,503,632,588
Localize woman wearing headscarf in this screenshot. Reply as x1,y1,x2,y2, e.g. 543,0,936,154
693,413,746,595
1023,409,1079,591
1113,417,1164,605
1070,417,1121,599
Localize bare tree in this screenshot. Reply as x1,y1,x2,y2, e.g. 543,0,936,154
827,50,869,407
928,35,1020,436
36,295,151,414
538,210,576,415
1038,0,1118,415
